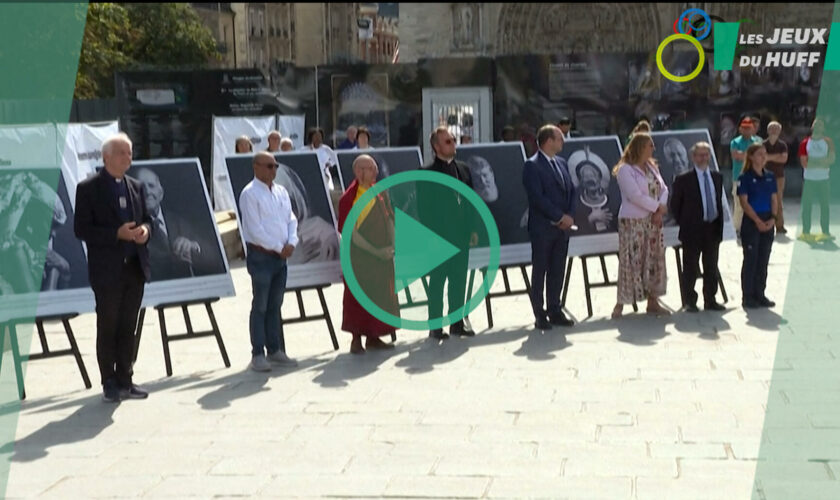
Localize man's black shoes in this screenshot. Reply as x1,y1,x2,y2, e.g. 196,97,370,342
535,317,553,330
450,321,475,337
429,329,449,340
119,384,149,400
548,312,574,327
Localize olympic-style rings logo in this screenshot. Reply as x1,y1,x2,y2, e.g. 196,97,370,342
656,8,711,82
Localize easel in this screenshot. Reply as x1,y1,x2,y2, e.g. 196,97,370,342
0,313,91,400
561,253,638,318
135,298,230,377
467,264,532,329
672,245,729,305
278,285,339,351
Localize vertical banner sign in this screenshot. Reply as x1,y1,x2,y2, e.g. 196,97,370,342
211,115,276,211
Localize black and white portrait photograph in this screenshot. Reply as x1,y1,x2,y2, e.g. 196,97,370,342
127,161,228,282
331,74,390,148
455,142,530,247
559,137,623,236
0,168,88,295
627,56,661,100
226,152,340,286
708,68,741,103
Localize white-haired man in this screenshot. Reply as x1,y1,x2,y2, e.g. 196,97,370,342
74,133,152,402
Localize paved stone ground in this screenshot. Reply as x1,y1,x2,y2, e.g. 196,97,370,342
3,203,803,499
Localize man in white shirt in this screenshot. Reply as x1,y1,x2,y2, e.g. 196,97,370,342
239,151,300,372
305,127,338,191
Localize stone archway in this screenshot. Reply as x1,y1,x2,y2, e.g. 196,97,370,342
496,3,666,55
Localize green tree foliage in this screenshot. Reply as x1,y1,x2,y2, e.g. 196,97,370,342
74,3,220,99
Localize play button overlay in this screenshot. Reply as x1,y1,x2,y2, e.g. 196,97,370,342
340,169,500,331
393,208,460,293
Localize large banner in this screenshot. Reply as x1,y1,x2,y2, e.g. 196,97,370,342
58,121,120,203
127,159,234,309
335,146,423,191
650,129,736,245
277,114,305,150
211,115,276,211
560,136,625,256
455,142,532,265
225,151,341,288
0,123,58,168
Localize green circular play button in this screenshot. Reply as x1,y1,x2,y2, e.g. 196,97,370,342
340,170,500,331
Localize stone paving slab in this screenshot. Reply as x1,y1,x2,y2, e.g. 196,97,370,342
2,204,806,498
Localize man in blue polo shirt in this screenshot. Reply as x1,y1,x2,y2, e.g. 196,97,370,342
730,117,763,235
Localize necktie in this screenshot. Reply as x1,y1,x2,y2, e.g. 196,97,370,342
703,171,716,221
550,158,566,189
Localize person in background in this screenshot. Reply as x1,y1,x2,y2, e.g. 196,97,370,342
612,132,670,319
337,154,398,354
501,125,517,142
460,135,473,144
279,138,294,152
266,131,282,153
737,143,778,309
305,127,338,191
235,135,253,153
730,117,763,236
763,121,789,234
355,126,372,150
337,125,358,150
557,117,572,140
798,118,835,242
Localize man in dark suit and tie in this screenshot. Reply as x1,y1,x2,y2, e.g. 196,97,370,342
522,124,576,330
421,126,477,340
75,133,153,402
669,141,727,312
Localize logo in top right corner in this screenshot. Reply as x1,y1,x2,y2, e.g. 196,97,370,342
654,8,833,81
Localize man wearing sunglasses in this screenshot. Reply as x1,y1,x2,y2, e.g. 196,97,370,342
420,126,478,340
238,151,300,372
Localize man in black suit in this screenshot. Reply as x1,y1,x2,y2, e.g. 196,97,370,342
669,141,727,312
421,126,477,340
75,133,153,402
522,125,576,330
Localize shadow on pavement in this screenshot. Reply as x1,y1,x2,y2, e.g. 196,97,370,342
745,307,783,331
0,397,117,462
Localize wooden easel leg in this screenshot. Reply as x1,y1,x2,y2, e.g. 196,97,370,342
9,323,25,400
158,308,173,377
561,257,573,308
718,273,729,303
63,318,92,389
205,302,231,368
582,257,593,318
134,308,146,363
317,287,339,351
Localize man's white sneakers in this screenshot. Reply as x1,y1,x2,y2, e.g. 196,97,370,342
250,355,271,372
268,350,298,367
